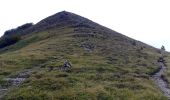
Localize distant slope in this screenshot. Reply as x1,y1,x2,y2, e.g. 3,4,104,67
0,11,168,100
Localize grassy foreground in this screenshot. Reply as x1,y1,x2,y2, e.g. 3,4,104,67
0,27,166,100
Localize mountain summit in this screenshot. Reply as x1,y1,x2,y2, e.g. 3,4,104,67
0,11,169,100
27,11,99,33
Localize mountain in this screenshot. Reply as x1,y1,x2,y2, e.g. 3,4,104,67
0,11,169,100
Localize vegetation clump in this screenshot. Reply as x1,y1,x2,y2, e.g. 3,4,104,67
4,23,33,36
0,35,21,48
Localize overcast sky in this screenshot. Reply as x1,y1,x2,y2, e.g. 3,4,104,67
0,0,170,51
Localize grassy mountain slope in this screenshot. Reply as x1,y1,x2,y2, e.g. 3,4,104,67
0,11,168,100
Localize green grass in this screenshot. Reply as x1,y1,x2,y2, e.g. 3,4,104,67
0,26,168,100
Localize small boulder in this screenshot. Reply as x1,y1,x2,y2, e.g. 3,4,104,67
63,60,72,68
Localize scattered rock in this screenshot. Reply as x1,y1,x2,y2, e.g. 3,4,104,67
5,78,26,86
81,42,95,52
63,60,72,67
0,69,34,99
59,60,72,71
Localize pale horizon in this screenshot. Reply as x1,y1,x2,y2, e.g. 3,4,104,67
0,0,170,51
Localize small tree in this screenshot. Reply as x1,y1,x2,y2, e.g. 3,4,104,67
161,45,165,51
160,45,166,57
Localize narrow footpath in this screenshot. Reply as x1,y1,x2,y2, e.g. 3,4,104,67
0,69,33,99
152,61,170,99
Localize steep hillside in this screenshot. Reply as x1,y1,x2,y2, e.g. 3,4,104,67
0,11,168,100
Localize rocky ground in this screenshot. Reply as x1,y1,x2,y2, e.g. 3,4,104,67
152,54,170,99
0,69,32,99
